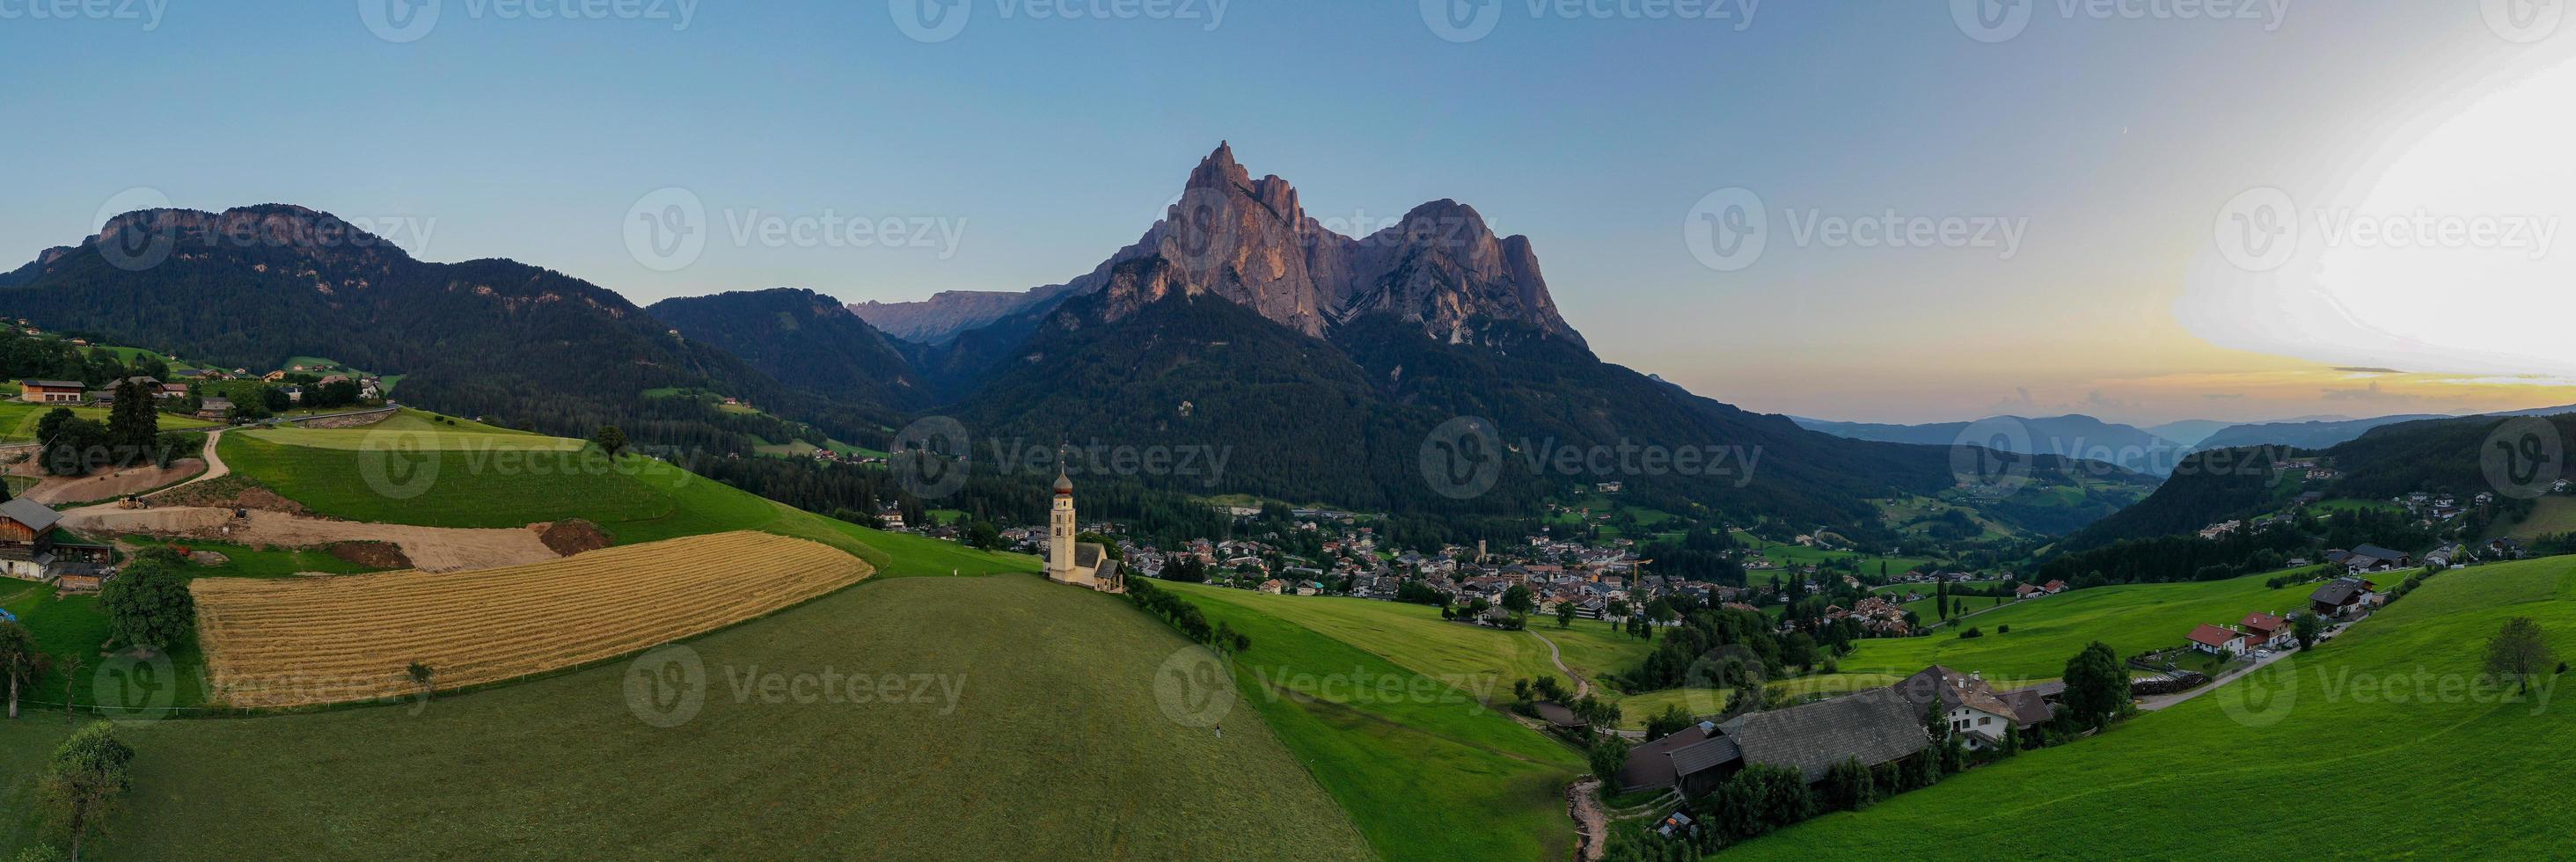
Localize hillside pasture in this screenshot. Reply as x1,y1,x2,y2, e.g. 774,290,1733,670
192,531,871,707
3,575,1372,860
1834,566,2329,682
1175,588,1585,861
1732,555,2576,858
1166,584,1650,701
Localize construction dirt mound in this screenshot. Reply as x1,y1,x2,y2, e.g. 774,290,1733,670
147,475,309,515
536,519,611,557
326,540,412,569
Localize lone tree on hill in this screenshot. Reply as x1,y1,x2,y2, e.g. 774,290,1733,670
2485,617,2558,695
1555,601,1577,628
406,661,435,703
1500,585,1535,615
2061,640,2129,731
591,425,629,457
38,721,134,860
106,376,157,464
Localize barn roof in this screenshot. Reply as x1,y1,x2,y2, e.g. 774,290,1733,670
0,498,62,533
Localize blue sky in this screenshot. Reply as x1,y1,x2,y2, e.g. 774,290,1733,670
2,2,2567,424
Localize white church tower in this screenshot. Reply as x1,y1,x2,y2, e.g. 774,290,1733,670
1047,465,1076,581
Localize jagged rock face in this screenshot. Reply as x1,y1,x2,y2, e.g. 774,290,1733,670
863,142,1585,348
1092,142,1580,347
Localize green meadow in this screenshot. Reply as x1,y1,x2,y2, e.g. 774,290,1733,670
1175,589,1585,861
1732,555,2576,858
4,569,1376,860
1167,584,1650,701
1834,566,2331,683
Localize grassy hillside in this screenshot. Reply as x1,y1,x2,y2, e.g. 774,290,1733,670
4,574,1372,860
1178,590,1586,861
1167,583,1650,700
0,401,217,442
1834,566,2329,682
1731,555,2576,857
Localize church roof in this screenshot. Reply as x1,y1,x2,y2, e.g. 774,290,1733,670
1054,471,1073,493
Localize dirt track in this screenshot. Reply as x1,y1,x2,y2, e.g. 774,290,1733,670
19,458,208,505
64,506,562,573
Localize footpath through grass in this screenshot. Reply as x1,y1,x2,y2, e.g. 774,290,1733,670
1731,556,2576,858
4,575,1371,860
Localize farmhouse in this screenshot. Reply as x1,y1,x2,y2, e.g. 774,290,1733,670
18,379,84,404
2309,576,2379,618
2240,612,2294,649
2325,544,2411,573
197,397,236,421
2187,623,2253,656
1892,666,2056,749
1614,686,1929,794
0,498,116,588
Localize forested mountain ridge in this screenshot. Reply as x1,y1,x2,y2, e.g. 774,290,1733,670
646,288,930,411
0,205,895,453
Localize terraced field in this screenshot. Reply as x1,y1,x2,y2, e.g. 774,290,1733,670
193,531,871,706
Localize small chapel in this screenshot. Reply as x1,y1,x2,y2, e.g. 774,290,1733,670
1045,467,1124,593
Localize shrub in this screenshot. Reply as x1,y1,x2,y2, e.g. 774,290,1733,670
1996,624,2011,634
1958,627,1983,639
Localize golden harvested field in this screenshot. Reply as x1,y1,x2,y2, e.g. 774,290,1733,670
192,531,872,707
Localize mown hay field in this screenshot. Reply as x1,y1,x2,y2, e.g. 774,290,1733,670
193,530,871,706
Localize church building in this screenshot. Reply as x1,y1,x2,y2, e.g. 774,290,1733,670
1046,469,1123,593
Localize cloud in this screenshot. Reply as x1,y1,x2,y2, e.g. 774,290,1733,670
2333,367,2404,374
2204,392,2247,399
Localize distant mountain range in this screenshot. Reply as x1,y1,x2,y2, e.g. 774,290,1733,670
0,145,2153,540
1792,413,2188,477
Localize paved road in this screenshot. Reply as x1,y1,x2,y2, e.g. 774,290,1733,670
2138,617,2362,711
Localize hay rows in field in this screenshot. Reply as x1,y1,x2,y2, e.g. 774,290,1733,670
192,530,873,707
